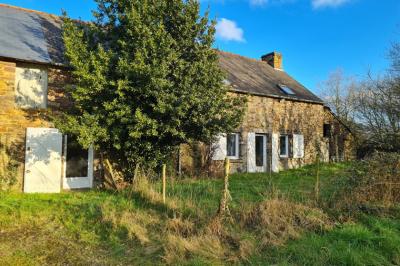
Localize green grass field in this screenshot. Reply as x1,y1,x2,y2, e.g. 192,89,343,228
0,163,399,265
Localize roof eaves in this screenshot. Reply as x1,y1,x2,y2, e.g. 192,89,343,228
0,55,70,69
230,88,325,105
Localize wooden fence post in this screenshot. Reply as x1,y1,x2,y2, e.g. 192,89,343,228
218,158,231,216
162,164,166,204
315,154,320,202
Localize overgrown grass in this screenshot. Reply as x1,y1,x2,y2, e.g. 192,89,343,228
250,215,400,265
165,162,352,210
0,162,398,265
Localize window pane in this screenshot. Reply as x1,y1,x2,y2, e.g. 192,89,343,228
66,137,88,178
323,124,331,138
256,136,264,167
280,136,287,156
227,134,237,157
279,84,296,95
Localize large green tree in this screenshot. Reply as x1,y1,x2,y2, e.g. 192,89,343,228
60,0,245,175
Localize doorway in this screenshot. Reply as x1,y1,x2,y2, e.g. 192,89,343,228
255,134,267,173
62,135,94,190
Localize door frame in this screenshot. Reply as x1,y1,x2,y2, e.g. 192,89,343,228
255,134,267,173
62,135,94,190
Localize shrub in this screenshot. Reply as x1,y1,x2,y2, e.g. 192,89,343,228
328,152,400,215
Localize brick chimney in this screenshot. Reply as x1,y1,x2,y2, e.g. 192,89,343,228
261,52,283,70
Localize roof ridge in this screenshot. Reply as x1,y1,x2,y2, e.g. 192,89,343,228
217,49,275,69
0,3,60,19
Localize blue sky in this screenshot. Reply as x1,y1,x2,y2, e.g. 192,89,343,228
2,0,400,94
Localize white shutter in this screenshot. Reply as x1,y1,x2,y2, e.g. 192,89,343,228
271,133,280,173
212,134,227,161
15,66,48,109
293,135,299,158
247,132,256,173
298,135,304,158
293,134,304,159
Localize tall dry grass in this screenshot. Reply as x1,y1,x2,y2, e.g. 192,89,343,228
241,196,332,247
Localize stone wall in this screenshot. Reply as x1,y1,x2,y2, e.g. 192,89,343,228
1,59,355,187
240,94,328,171
180,93,354,176
0,60,71,190
323,109,355,161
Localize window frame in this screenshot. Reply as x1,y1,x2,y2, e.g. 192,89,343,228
323,124,331,138
278,84,296,95
279,134,289,158
255,134,267,169
226,133,240,160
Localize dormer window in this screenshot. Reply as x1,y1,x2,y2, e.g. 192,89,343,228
279,84,296,95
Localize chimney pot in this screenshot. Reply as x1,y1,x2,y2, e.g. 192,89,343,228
261,52,283,70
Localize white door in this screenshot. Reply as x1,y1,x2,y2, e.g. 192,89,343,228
271,133,279,173
255,134,267,172
247,132,256,173
24,128,63,193
63,136,94,190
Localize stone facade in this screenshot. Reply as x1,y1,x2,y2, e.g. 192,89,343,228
180,92,354,176
0,60,72,190
323,108,354,162
1,58,354,190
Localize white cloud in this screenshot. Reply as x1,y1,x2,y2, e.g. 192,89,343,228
312,0,351,9
215,18,245,42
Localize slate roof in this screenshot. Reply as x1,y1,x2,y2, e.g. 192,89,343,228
0,4,65,66
218,50,323,104
0,4,323,104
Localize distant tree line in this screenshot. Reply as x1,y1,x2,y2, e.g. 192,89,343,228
320,41,400,157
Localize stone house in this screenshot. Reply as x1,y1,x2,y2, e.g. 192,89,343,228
181,51,354,176
0,4,353,192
